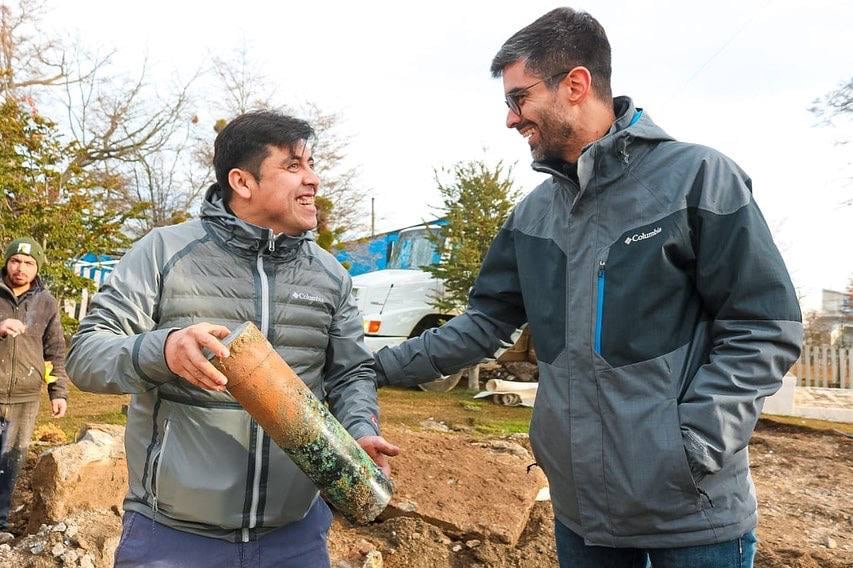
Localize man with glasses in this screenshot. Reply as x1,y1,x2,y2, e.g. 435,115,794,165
374,7,801,567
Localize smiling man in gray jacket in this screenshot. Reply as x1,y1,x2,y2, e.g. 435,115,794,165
67,110,398,567
374,8,802,568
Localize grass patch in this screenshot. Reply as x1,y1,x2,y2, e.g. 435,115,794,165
379,387,532,438
32,384,533,443
760,415,853,435
36,384,129,442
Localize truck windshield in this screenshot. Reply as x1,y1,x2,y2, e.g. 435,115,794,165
387,228,441,270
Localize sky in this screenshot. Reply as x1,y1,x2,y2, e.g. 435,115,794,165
40,0,853,309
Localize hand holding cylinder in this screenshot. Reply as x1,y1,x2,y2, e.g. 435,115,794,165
211,322,394,525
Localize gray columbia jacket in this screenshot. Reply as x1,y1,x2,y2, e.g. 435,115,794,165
375,97,803,547
67,185,380,542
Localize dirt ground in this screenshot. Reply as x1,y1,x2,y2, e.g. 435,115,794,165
4,388,852,567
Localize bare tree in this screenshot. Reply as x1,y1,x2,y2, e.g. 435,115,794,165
2,1,203,234
203,47,369,234
810,76,853,129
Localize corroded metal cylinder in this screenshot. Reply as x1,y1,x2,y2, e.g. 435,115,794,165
211,322,392,525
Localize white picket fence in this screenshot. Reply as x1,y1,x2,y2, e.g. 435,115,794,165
789,344,852,389
62,259,118,320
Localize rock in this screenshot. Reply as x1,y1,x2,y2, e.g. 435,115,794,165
465,539,481,548
80,552,96,568
333,562,353,568
28,424,128,532
418,419,451,433
62,549,80,565
38,524,49,535
30,542,45,555
362,550,383,568
356,539,376,556
65,524,79,540
0,532,13,545
0,543,10,552
51,542,65,556
395,500,417,513
472,440,529,460
452,544,462,552
825,536,837,549
503,362,538,382
382,428,547,546
52,521,67,533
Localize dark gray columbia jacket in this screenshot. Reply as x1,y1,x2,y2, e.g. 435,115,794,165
376,97,802,547
67,185,380,542
0,275,69,403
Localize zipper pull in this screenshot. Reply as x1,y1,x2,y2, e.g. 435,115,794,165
599,259,606,274
267,230,276,253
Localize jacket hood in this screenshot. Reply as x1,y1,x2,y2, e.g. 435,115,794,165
533,96,674,187
200,183,314,259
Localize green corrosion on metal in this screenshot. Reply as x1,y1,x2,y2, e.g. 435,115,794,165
278,385,392,525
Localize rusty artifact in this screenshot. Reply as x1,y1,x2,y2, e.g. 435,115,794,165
211,322,392,524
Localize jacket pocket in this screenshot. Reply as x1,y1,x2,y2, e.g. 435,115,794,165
151,401,251,528
595,354,709,536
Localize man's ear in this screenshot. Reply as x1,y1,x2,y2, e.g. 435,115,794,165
561,66,593,105
228,168,255,200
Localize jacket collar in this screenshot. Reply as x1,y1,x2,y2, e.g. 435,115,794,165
199,184,314,260
0,271,44,302
532,96,674,191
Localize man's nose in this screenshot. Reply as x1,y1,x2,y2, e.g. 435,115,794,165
304,170,320,188
506,108,522,129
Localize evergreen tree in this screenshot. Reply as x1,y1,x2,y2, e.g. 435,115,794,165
0,98,144,331
423,160,519,313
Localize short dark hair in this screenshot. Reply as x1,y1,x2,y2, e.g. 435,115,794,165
490,7,612,101
213,110,315,203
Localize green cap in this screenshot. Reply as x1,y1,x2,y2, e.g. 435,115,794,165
4,237,46,271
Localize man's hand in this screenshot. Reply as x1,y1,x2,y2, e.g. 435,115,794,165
51,398,67,418
357,435,401,477
0,318,26,338
164,323,232,391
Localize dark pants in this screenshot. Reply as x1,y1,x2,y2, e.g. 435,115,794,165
114,498,333,567
556,518,757,568
0,401,40,529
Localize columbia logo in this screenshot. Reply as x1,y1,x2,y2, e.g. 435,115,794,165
624,227,662,245
292,291,324,303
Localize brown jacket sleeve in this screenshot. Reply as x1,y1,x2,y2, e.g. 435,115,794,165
43,297,69,400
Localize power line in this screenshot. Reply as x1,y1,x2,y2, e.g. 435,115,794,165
674,0,775,95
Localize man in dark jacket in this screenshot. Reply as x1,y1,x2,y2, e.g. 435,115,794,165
0,237,69,533
374,7,802,568
67,111,399,567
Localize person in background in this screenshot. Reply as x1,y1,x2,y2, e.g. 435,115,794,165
0,237,68,537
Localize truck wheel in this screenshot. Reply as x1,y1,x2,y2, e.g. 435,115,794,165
418,370,463,392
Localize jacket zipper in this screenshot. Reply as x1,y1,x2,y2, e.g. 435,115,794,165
149,419,172,514
7,305,19,400
242,249,272,542
594,260,606,354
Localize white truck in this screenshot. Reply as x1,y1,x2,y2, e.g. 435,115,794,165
349,225,467,390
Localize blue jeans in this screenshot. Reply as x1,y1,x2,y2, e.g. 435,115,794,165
114,498,333,567
556,518,757,568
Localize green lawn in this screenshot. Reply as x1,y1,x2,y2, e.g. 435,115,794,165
34,384,534,442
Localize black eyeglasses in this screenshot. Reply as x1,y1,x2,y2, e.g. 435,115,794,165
504,71,571,116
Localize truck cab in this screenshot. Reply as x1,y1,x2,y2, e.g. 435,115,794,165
351,224,451,352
